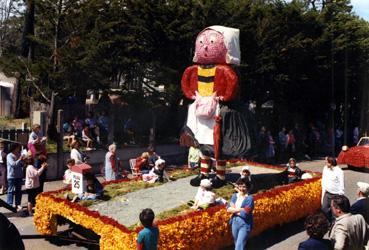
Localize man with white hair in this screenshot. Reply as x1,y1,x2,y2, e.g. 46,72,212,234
350,181,369,224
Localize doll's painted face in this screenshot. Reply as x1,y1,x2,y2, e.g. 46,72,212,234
194,29,227,64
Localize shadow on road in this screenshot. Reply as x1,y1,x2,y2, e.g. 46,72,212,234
221,217,305,250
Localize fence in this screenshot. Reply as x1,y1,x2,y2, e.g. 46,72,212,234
0,128,31,149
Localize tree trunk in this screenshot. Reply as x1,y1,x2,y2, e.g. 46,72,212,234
21,0,35,60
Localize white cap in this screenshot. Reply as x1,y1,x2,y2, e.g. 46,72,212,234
301,173,313,180
155,158,165,167
197,25,241,65
200,179,212,188
357,182,369,196
240,166,250,175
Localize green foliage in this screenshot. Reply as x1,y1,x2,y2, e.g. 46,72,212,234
0,0,368,123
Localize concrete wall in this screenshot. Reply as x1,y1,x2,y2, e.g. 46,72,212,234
45,144,187,180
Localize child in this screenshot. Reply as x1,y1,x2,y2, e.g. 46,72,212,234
63,159,75,185
82,125,94,150
188,179,215,210
286,158,303,183
25,153,47,216
142,159,169,183
135,152,150,173
28,124,47,157
188,146,200,169
137,208,159,250
76,172,104,201
147,146,159,169
239,166,251,182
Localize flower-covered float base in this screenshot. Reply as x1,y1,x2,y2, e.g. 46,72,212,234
34,162,321,250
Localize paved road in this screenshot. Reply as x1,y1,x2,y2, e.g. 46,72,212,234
246,159,368,250
1,159,366,249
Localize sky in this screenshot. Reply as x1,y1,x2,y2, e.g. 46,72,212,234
351,0,369,22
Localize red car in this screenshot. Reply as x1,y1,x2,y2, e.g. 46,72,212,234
337,137,369,169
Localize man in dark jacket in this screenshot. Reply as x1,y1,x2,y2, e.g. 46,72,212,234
0,212,25,250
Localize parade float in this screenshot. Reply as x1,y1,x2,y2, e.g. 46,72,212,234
34,27,322,249
34,161,321,250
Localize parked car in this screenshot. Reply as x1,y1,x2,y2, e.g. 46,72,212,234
337,137,369,169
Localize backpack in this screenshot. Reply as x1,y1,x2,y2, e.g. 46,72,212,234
194,92,218,119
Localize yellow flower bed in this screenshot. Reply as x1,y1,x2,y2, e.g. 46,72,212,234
34,170,321,249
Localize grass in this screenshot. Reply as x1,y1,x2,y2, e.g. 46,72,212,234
0,117,29,129
154,184,236,221
53,167,198,207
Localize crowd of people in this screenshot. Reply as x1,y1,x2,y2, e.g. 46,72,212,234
1,121,368,249
63,111,110,150
0,124,50,216
256,123,360,164
297,156,369,250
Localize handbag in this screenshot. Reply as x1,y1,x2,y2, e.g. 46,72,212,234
194,92,218,119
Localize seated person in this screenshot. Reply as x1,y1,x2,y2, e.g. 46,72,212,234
63,159,75,185
135,152,150,173
82,126,94,150
286,158,303,183
142,159,170,183
63,120,75,146
188,146,200,169
187,179,215,210
70,173,104,202
239,166,251,182
147,146,159,169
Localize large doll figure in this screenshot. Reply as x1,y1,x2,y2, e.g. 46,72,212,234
181,26,255,188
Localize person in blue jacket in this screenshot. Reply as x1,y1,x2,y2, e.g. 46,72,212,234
227,177,254,250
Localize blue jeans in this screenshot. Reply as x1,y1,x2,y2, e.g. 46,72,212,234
231,216,250,250
7,178,23,206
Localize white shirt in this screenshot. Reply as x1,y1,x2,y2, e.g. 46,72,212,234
70,148,83,164
63,169,72,184
195,187,216,206
25,164,45,189
322,165,344,195
235,193,246,209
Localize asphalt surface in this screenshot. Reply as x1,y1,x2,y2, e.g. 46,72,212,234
1,159,366,250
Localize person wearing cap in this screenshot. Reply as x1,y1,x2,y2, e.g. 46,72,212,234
188,179,216,210
239,166,251,182
350,181,369,224
0,141,7,194
227,177,254,250
142,158,169,183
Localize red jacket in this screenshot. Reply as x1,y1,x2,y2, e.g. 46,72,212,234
181,65,238,101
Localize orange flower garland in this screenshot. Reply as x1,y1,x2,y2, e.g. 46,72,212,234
34,162,322,250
